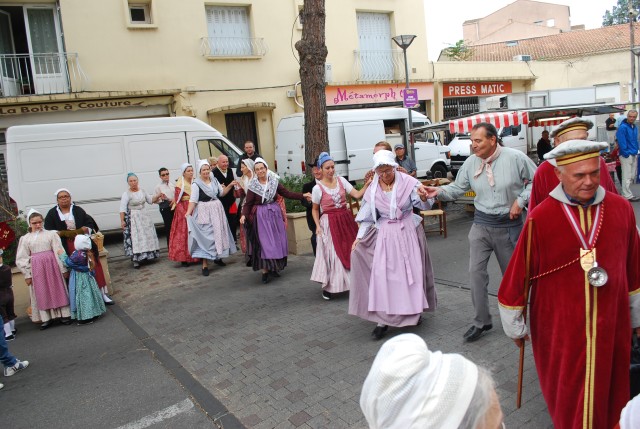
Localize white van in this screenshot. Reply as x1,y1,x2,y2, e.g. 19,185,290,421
275,108,450,181
6,116,242,231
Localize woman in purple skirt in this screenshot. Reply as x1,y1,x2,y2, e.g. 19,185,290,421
240,158,311,284
348,150,438,340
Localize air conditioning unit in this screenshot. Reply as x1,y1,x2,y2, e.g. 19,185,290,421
513,54,532,62
324,63,332,83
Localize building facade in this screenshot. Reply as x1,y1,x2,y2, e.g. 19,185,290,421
0,0,433,172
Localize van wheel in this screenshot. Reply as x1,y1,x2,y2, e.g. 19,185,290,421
431,164,448,179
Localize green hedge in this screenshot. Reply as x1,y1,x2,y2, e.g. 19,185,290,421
278,174,308,213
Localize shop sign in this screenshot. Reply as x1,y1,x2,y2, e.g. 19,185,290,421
326,82,433,107
403,88,418,108
444,82,512,98
0,98,156,116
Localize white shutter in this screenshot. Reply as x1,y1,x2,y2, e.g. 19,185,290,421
206,6,251,55
356,12,393,80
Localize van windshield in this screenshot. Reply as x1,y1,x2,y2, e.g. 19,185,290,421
196,139,241,168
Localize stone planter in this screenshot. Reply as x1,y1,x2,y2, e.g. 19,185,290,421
286,212,312,255
12,249,112,318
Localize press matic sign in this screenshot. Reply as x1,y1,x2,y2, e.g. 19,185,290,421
443,82,512,98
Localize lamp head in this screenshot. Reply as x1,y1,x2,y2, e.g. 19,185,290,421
392,35,416,49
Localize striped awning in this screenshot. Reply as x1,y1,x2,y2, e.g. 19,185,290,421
449,111,529,134
527,115,575,127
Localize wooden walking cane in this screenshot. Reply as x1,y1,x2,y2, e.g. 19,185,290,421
516,219,534,409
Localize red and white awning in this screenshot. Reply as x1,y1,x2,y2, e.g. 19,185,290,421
527,116,575,127
449,111,529,134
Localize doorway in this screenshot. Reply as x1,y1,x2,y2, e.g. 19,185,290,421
225,112,258,153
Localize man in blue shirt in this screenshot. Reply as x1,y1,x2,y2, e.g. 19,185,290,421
616,109,639,201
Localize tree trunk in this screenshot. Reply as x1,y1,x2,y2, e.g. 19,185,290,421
294,0,329,172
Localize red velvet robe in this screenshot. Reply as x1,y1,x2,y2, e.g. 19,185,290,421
499,191,640,429
529,158,618,211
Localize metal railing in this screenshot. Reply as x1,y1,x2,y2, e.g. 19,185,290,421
200,37,267,57
0,52,88,97
353,50,404,81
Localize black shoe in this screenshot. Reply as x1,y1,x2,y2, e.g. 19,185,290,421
270,270,280,278
104,300,115,306
463,324,493,342
78,319,94,326
371,325,388,341
322,291,332,300
262,273,270,284
213,259,226,267
5,334,14,341
60,317,72,326
202,267,209,276
181,262,190,267
415,316,423,326
246,258,252,267
39,321,53,330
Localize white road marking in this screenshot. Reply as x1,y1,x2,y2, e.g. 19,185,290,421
115,399,194,429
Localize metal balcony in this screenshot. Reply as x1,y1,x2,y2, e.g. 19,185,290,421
0,52,88,97
353,50,405,81
200,37,267,57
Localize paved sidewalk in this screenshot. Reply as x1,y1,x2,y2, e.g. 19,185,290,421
109,243,552,428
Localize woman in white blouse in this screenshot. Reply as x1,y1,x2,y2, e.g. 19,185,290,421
119,173,161,269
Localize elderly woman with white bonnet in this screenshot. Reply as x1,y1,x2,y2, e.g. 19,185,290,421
120,172,161,269
185,159,237,276
44,188,113,305
168,163,199,267
348,150,437,340
360,333,503,429
16,209,71,330
58,234,106,325
240,158,311,284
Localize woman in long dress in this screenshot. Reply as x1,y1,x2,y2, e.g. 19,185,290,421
44,188,113,305
185,160,237,276
58,234,106,325
16,209,71,330
310,152,371,300
348,150,438,340
235,159,254,256
240,158,311,284
119,173,161,269
168,163,199,266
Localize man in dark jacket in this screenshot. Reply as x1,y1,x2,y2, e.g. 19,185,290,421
236,141,260,177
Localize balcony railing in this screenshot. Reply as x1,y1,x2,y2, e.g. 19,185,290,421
353,50,404,81
200,37,267,58
0,53,88,97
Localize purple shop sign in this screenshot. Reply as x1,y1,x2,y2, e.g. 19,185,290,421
403,88,419,108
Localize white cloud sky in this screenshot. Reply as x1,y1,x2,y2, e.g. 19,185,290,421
425,0,612,60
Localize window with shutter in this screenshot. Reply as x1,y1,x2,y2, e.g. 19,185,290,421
206,6,252,56
356,12,393,80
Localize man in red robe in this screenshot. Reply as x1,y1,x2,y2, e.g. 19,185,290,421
498,140,640,429
529,118,618,211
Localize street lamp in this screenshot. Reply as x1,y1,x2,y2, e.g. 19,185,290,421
392,34,417,161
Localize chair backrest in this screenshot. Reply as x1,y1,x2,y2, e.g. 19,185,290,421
347,195,360,219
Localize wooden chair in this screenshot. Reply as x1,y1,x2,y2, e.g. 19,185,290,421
346,195,360,219
420,199,447,238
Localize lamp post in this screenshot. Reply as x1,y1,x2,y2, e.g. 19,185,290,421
630,4,638,102
392,34,417,161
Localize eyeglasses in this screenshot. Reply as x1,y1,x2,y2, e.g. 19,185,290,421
57,195,70,199
160,173,169,176
377,168,395,176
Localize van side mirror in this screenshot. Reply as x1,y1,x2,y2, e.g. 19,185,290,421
511,128,519,136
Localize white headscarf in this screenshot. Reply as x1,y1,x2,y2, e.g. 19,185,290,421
74,234,92,251
620,393,640,429
241,158,255,191
197,159,210,173
360,334,479,429
370,150,400,224
176,163,193,203
54,188,72,198
27,208,41,220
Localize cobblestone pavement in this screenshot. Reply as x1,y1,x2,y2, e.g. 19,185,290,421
110,248,552,429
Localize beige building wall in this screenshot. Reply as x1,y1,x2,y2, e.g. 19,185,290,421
0,0,430,166
463,0,570,44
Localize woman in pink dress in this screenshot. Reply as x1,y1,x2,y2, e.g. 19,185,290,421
310,152,370,300
168,163,199,266
348,150,438,340
16,209,71,330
